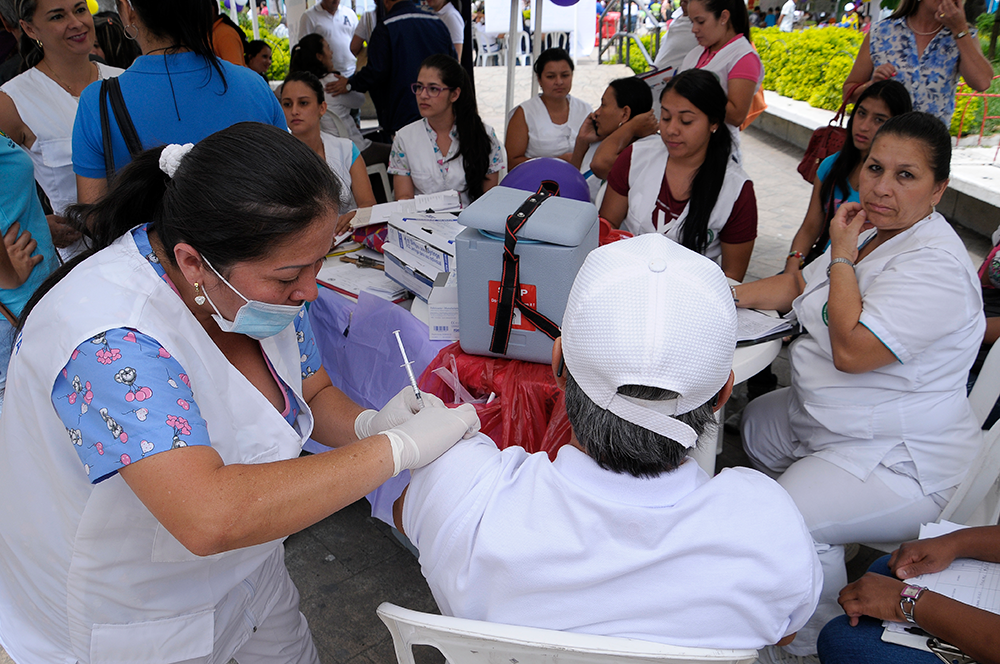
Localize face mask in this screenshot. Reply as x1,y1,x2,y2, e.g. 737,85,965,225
201,258,303,340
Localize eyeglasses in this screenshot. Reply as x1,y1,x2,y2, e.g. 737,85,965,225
411,83,454,97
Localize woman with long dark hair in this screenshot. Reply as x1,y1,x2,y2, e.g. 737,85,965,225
72,0,286,204
785,80,911,272
599,69,757,281
388,54,502,205
0,122,478,663
679,0,762,130
0,0,123,258
245,39,273,78
92,11,141,69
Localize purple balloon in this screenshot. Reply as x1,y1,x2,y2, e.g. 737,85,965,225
551,0,580,5
501,158,591,203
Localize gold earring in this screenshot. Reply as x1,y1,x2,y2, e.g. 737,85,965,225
194,282,206,306
35,39,43,49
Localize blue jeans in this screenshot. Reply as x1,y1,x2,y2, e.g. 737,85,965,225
817,556,939,664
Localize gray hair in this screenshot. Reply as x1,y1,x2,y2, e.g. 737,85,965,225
0,0,15,27
563,370,717,478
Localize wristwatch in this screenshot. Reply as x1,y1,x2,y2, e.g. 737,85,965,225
826,257,855,278
900,584,927,624
955,29,969,39
345,82,352,92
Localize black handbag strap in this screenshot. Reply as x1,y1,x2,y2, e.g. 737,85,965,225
99,77,143,182
488,181,563,356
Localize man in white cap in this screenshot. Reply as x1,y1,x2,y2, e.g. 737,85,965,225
391,234,821,650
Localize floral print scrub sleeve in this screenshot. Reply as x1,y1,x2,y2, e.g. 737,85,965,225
51,329,211,484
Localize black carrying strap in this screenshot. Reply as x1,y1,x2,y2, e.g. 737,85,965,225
489,181,563,355
99,77,143,182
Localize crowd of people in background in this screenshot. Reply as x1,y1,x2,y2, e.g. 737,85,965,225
0,0,998,663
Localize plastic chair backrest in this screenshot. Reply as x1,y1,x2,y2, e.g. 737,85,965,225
376,602,758,664
939,417,1000,526
497,141,509,183
367,162,394,203
472,30,483,66
516,31,532,65
969,341,1000,427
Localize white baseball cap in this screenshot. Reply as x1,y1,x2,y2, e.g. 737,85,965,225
845,3,855,10
561,235,736,448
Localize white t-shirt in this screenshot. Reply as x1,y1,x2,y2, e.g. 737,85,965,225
513,94,593,160
779,0,796,31
354,10,377,42
299,3,359,76
436,2,465,46
403,437,822,650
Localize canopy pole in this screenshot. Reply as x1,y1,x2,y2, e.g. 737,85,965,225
530,0,544,98
503,0,519,133
250,0,260,39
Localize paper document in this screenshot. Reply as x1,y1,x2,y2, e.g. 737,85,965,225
736,308,794,343
351,191,462,229
316,249,407,302
882,521,1000,652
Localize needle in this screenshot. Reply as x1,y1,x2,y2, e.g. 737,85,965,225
393,330,424,410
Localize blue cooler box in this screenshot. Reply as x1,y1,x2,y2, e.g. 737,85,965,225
456,186,599,364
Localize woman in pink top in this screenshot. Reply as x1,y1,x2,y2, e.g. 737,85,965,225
679,0,763,129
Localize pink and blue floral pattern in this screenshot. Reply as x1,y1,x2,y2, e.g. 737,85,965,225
51,225,322,484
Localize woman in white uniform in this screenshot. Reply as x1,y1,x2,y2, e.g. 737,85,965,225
505,47,593,170
0,123,479,664
281,71,376,232
734,112,985,659
0,0,122,259
389,54,503,206
599,69,757,281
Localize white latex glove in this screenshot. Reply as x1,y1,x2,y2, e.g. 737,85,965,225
383,404,481,476
354,386,446,440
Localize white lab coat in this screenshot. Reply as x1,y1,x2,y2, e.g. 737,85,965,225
623,134,748,263
0,231,314,662
789,212,985,494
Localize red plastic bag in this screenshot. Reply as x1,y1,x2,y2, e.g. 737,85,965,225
418,342,572,459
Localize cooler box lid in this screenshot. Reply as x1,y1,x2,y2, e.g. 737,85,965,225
457,186,598,248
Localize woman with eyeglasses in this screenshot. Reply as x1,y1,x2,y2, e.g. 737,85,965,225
388,54,503,206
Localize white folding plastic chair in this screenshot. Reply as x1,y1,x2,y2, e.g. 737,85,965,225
968,340,1000,427
514,31,532,66
543,31,570,51
376,602,758,664
367,163,393,203
863,417,1000,553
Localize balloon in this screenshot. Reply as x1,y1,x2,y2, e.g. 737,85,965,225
550,0,580,5
223,0,248,8
87,0,98,13
500,158,591,203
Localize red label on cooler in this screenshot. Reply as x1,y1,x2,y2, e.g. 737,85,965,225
488,281,538,332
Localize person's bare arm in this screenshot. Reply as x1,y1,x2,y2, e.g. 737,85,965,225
349,155,377,208
842,34,896,104
0,91,31,148
720,240,754,282
724,78,757,127
76,174,107,205
350,35,365,56
453,43,463,61
46,214,82,249
393,174,415,200
785,177,829,273
597,185,629,229
504,107,530,170
568,113,599,170
301,367,367,448
985,321,1000,345
590,111,657,180
953,26,994,91
732,272,804,313
482,171,500,195
889,526,1000,578
0,222,43,289
825,202,897,373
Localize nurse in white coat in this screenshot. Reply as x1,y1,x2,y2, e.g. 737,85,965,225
389,54,503,207
0,123,480,664
734,112,985,659
505,47,593,171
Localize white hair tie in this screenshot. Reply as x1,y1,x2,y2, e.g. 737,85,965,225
159,143,195,178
